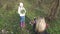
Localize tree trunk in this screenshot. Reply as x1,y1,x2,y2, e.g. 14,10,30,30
47,0,59,20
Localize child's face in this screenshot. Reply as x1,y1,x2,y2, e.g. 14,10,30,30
20,4,23,7
20,4,23,8
20,3,23,7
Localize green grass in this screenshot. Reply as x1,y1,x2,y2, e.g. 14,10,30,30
0,0,60,34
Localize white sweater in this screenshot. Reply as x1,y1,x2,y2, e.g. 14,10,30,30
18,7,26,16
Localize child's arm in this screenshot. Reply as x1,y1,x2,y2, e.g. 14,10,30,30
23,8,26,13
18,7,20,15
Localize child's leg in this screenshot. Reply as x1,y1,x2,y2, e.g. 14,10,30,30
22,16,25,27
20,16,25,28
20,16,23,28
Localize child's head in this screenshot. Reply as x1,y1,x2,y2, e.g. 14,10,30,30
20,2,23,7
35,17,46,32
29,17,36,26
34,17,36,20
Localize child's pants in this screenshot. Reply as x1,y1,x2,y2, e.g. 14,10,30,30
20,16,25,28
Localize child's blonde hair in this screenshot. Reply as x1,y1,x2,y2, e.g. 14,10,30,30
35,17,46,32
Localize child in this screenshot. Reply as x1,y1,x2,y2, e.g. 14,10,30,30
35,17,49,34
30,17,49,34
29,17,37,33
18,2,26,28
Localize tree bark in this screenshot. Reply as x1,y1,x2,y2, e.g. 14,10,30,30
47,0,59,20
